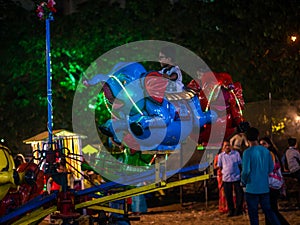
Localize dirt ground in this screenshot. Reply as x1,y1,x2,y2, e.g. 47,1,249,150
37,199,300,225
130,200,300,225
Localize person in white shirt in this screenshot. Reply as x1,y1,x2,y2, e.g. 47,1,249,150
285,137,300,183
158,46,184,93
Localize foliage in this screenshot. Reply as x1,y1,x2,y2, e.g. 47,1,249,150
0,0,299,153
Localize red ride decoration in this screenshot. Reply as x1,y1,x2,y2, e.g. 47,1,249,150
55,191,80,219
187,71,246,146
144,71,168,104
36,0,56,20
0,162,44,216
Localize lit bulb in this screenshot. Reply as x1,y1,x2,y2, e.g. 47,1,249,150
291,36,297,42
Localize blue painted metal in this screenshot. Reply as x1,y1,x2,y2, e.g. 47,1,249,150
75,162,209,197
85,62,217,151
0,193,57,224
46,15,53,144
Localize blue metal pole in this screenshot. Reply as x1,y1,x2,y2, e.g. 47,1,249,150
0,193,57,224
46,15,53,144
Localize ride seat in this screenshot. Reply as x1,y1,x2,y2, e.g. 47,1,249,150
165,89,196,101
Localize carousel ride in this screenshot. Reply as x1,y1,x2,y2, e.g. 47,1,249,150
0,60,247,225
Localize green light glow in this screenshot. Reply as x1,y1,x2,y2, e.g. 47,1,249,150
205,84,220,112
88,104,96,109
197,145,205,151
109,75,143,116
103,95,119,119
230,89,243,116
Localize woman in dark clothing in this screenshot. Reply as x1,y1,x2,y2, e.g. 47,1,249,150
259,136,290,225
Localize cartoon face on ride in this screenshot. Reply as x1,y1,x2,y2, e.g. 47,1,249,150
84,62,217,151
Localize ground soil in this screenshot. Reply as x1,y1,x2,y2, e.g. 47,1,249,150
130,199,300,225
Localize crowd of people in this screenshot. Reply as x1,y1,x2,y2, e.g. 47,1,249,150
214,126,300,225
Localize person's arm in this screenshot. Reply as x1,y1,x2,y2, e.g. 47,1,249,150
237,151,242,172
217,154,223,170
162,72,178,81
230,135,235,146
241,152,250,185
213,155,219,169
242,134,249,147
295,151,300,165
168,72,178,81
269,151,276,164
281,151,289,172
268,152,275,173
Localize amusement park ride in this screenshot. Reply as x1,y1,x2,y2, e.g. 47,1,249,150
0,63,247,224
0,1,248,224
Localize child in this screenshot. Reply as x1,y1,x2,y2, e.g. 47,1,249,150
158,46,184,93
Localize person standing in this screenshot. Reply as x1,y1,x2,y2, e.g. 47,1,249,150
213,147,228,213
285,137,300,207
14,153,26,169
285,137,300,183
259,136,290,225
230,131,249,157
131,182,148,215
242,127,280,225
217,140,244,217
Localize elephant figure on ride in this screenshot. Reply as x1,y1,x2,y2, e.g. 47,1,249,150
187,71,247,146
83,62,217,151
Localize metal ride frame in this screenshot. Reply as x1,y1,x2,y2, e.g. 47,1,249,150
1,148,212,225
0,139,213,224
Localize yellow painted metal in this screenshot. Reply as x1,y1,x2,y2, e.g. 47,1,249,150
0,145,17,200
11,206,57,225
0,170,15,185
76,183,158,209
0,183,11,202
88,205,125,214
76,174,209,209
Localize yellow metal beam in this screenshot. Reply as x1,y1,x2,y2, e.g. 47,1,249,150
136,174,209,196
88,205,125,214
76,174,209,209
11,206,57,225
76,183,159,209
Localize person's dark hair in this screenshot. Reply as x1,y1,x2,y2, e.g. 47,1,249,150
160,46,176,61
14,154,26,169
237,121,250,133
223,139,230,144
288,137,297,147
217,147,222,154
260,136,272,146
245,127,259,141
259,136,278,157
